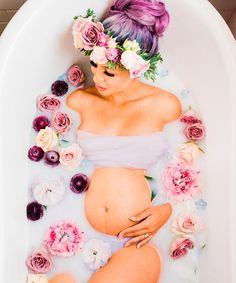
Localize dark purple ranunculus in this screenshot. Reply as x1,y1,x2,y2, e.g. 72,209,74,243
33,115,50,132
51,80,69,96
70,173,90,194
28,146,44,162
27,201,44,221
44,150,60,166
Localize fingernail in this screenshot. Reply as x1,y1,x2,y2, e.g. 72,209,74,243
124,243,130,247
137,244,141,249
129,216,137,221
118,234,123,239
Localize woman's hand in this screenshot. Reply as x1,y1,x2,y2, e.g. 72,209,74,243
117,203,172,249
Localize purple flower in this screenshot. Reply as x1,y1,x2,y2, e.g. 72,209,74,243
51,80,68,96
70,173,90,194
28,146,45,162
44,150,60,166
33,115,50,132
97,32,110,47
105,48,121,63
27,201,44,221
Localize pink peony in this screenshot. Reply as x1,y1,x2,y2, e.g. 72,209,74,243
163,162,201,201
170,237,194,259
105,48,121,62
178,142,199,164
97,32,110,47
180,109,202,124
37,94,61,112
26,248,53,273
184,123,205,141
67,64,85,87
52,112,72,135
72,16,104,50
44,220,85,256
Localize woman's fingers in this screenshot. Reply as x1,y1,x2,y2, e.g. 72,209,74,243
118,221,149,238
136,234,153,248
124,233,152,248
121,229,150,237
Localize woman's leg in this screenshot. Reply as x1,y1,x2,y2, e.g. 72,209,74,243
88,243,161,283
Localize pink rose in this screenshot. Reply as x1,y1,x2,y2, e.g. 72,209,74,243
97,32,110,47
67,64,85,87
59,143,83,169
37,94,61,112
163,162,201,201
72,16,104,50
178,142,199,163
52,112,72,135
26,249,53,273
44,220,85,256
90,46,108,64
170,237,194,259
105,48,121,62
180,109,202,124
184,123,205,141
171,212,204,236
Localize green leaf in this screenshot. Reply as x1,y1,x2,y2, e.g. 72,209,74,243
151,190,157,201
61,139,69,143
73,16,78,20
43,205,47,211
198,146,205,154
144,175,155,181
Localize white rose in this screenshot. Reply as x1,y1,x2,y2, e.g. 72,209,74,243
90,46,108,64
178,142,200,163
120,50,139,70
36,126,58,152
26,274,48,283
59,143,83,170
129,55,150,79
123,39,141,52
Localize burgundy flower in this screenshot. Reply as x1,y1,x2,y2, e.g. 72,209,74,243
70,173,90,194
27,201,44,221
51,80,68,96
184,123,205,141
33,116,50,132
170,237,194,259
44,150,60,166
28,146,44,162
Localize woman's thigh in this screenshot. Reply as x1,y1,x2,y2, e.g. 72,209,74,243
88,243,161,283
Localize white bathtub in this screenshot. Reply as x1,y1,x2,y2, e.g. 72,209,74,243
0,0,236,282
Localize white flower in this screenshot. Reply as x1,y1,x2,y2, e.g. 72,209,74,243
120,50,139,70
36,126,58,152
26,274,48,283
32,175,65,206
108,37,117,48
82,239,112,270
90,46,108,65
59,143,83,170
123,39,141,52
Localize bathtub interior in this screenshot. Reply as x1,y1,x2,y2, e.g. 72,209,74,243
0,0,236,282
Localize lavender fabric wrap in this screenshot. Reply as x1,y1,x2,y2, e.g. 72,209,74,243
77,129,170,173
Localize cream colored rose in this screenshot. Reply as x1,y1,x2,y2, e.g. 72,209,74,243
90,46,108,64
171,212,204,236
120,50,139,70
26,273,48,283
59,143,83,169
36,126,58,152
178,142,199,163
123,39,141,52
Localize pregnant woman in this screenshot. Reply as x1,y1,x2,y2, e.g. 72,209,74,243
67,1,182,282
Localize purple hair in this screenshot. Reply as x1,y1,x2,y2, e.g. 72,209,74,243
101,0,170,57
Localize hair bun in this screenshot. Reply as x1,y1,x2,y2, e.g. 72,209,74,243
107,0,169,37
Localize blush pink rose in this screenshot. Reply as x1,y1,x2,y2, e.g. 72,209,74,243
180,109,202,124
26,249,53,273
44,220,85,256
36,126,58,152
163,162,201,201
184,123,205,141
171,212,204,236
72,16,104,50
52,112,72,135
170,237,194,259
36,94,61,112
67,64,85,87
59,143,83,169
178,142,199,163
90,46,108,65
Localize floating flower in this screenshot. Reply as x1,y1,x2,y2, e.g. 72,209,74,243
32,175,65,206
180,109,202,124
171,212,204,236
36,94,61,112
51,80,68,97
59,144,83,170
27,201,44,221
33,116,50,132
26,248,53,274
82,239,112,270
163,162,201,201
44,220,85,256
90,46,108,65
67,64,85,87
26,274,48,283
44,150,60,167
170,237,194,259
52,112,72,136
28,146,45,162
184,123,205,141
178,142,199,164
36,126,58,152
72,16,104,50
70,173,90,194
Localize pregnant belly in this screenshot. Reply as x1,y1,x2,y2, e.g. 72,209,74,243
84,167,152,236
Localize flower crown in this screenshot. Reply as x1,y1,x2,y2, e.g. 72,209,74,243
72,8,163,82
